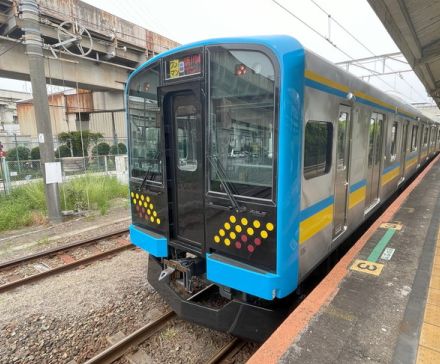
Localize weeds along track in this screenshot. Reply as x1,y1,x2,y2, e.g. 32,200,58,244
0,228,131,293
85,286,248,364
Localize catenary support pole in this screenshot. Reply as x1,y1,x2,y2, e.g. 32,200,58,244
21,0,62,222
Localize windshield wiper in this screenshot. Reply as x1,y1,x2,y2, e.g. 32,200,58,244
138,151,160,192
208,155,246,212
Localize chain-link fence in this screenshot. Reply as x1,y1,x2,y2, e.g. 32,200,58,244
0,154,128,195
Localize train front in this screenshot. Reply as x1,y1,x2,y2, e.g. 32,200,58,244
126,36,304,341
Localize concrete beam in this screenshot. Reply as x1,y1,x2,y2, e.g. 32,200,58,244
420,38,440,64
367,0,438,105
12,16,146,65
0,38,132,91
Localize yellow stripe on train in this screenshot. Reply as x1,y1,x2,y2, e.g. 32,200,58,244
348,186,366,209
381,167,400,187
405,157,417,169
304,70,349,93
299,204,333,244
305,70,417,119
353,90,395,112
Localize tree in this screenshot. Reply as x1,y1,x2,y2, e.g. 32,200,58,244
110,143,127,155
58,131,103,157
6,146,30,161
92,142,110,156
30,146,40,160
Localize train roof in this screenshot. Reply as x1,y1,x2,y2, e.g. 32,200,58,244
129,35,438,125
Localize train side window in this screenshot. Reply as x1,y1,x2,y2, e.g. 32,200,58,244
423,127,429,146
390,121,398,161
410,125,418,152
336,111,349,170
304,121,333,180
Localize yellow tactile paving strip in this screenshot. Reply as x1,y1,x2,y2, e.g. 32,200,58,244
417,230,440,363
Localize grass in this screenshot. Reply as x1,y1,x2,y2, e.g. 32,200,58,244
0,175,128,232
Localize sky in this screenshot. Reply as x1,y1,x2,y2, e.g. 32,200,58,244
1,0,434,104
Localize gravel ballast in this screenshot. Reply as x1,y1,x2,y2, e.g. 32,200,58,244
0,246,256,363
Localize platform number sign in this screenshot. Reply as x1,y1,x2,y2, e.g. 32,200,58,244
350,259,384,276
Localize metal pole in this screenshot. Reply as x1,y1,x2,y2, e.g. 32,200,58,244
22,0,61,222
111,111,118,151
1,157,11,194
13,133,21,174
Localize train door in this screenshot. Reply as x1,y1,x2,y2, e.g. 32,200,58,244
164,88,205,253
365,112,383,211
333,105,351,237
399,120,409,181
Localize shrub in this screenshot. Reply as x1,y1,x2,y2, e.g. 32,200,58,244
6,146,30,161
55,145,72,158
30,146,40,160
92,142,111,156
58,131,103,157
110,143,127,155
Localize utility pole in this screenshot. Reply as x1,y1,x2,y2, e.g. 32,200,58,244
22,0,62,222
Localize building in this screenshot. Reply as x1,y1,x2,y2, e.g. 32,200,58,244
16,89,126,146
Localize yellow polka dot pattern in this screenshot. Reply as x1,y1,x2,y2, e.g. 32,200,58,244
212,216,275,248
130,191,161,225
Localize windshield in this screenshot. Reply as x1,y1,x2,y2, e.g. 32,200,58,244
208,48,276,200
128,64,162,182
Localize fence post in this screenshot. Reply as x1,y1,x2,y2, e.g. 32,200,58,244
104,155,108,173
1,157,11,194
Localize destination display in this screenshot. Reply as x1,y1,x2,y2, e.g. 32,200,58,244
166,53,202,79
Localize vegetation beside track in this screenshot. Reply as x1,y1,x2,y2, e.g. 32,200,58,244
0,175,128,231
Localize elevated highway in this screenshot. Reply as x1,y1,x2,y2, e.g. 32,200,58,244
0,0,179,91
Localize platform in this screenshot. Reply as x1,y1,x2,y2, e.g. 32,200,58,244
248,154,440,364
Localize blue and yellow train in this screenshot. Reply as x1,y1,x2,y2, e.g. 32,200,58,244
126,35,439,341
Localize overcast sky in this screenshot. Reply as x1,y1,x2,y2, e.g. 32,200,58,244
2,0,433,104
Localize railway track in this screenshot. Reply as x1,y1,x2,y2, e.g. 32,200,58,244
85,285,248,364
0,228,131,293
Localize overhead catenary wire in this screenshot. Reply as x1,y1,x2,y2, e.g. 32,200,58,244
270,0,405,99
307,0,428,102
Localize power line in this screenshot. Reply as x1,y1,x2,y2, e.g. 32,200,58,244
0,39,23,58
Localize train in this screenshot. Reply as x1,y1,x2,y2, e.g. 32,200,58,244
126,35,439,341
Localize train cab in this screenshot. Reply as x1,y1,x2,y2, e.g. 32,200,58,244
127,36,304,340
